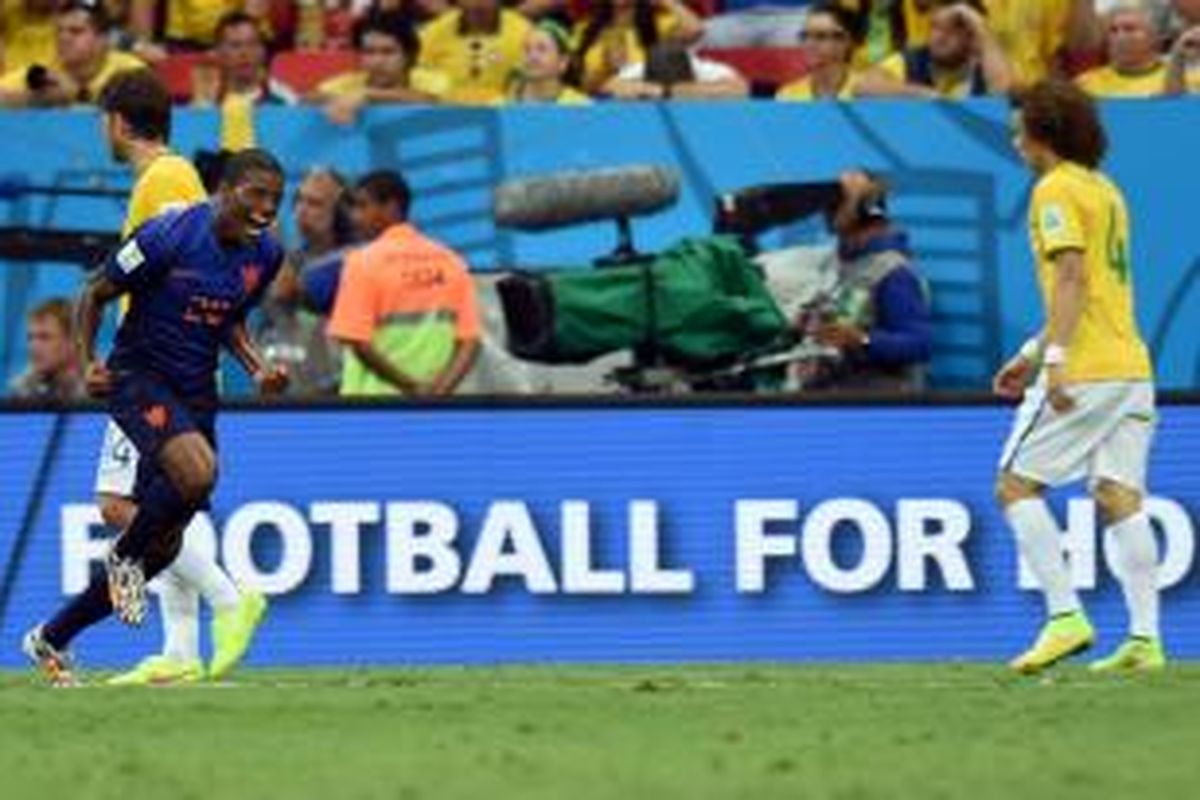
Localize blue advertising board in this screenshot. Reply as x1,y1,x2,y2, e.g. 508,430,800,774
0,402,1196,668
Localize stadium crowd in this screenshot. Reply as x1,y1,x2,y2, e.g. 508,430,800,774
1,0,1198,109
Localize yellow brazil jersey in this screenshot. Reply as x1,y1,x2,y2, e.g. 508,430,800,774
776,72,860,101
573,11,678,93
124,152,207,236
876,51,976,98
165,0,242,45
1028,162,1151,382
219,92,257,152
0,50,143,102
119,152,207,315
418,10,531,105
984,0,1069,88
1,0,56,74
1075,62,1166,98
315,68,451,100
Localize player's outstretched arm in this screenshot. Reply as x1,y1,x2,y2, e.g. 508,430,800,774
75,274,124,397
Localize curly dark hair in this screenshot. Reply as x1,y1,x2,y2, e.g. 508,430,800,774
1017,79,1108,169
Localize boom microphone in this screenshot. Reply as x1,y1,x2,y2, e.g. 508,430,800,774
493,165,680,231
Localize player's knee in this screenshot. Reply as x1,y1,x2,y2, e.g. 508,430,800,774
97,494,136,530
176,463,215,505
1092,479,1142,525
995,472,1042,508
163,436,217,504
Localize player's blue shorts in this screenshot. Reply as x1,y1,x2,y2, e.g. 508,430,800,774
108,370,217,506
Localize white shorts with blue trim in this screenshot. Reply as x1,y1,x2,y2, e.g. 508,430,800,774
999,379,1156,493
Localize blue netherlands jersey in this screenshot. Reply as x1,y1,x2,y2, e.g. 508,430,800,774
104,202,284,400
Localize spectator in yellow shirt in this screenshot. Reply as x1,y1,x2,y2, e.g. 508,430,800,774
313,10,449,125
1077,4,1169,97
0,0,58,74
1165,24,1200,93
508,20,592,104
983,0,1103,88
128,0,242,50
418,0,532,104
0,1,143,107
777,3,867,100
572,0,704,95
864,0,1013,98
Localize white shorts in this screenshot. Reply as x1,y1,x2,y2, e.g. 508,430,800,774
94,419,140,498
999,379,1156,492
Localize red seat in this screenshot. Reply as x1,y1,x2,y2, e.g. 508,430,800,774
154,52,212,102
270,50,359,96
699,47,810,88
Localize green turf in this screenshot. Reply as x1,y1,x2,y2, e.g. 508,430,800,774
2,664,1199,800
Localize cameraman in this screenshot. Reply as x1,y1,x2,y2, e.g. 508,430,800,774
795,171,932,393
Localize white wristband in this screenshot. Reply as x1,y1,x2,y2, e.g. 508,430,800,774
1043,344,1067,366
1018,337,1041,362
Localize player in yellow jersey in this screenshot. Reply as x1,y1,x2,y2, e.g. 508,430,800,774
993,80,1163,676
92,70,266,685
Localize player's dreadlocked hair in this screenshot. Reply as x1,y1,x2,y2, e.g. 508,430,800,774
1017,79,1109,169
221,148,285,187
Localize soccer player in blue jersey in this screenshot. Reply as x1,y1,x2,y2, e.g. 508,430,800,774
23,149,290,686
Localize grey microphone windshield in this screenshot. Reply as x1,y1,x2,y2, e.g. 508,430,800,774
494,165,680,231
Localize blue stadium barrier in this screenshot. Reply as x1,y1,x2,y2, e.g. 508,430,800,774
1,100,1197,390
0,401,1196,667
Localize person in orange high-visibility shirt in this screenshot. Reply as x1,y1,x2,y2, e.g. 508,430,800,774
329,170,481,397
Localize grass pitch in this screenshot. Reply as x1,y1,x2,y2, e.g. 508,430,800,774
2,664,1198,800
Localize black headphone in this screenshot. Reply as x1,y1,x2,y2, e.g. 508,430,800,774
295,166,355,247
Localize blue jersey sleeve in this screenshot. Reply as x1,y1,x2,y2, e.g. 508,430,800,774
865,267,933,366
102,211,180,292
299,250,345,315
